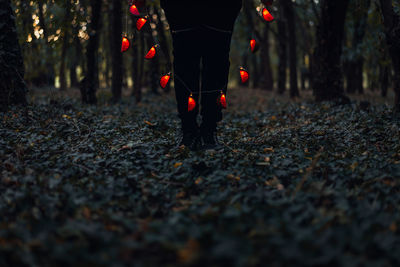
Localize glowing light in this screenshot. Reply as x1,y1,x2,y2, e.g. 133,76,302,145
136,16,148,31
239,67,249,84
160,73,171,89
188,94,196,112
219,92,227,109
262,8,274,22
145,44,158,59
121,37,130,52
250,39,258,53
129,4,140,16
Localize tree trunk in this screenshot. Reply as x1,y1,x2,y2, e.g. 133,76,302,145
154,7,173,91
379,0,400,111
138,32,145,99
133,30,145,103
37,1,55,87
110,0,123,103
70,31,83,88
0,0,27,111
251,54,260,88
82,0,103,104
345,0,370,94
300,54,309,91
145,7,160,95
380,64,389,97
154,7,172,71
282,0,299,98
277,4,287,95
242,0,260,89
59,1,71,91
313,0,350,102
260,24,274,91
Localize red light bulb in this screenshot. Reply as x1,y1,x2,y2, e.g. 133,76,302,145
136,16,148,31
159,73,171,89
262,8,274,22
239,67,249,84
145,45,158,59
250,39,258,53
188,94,196,112
121,37,130,52
129,4,140,16
220,92,227,109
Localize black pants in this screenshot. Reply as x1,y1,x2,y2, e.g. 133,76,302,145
161,1,242,131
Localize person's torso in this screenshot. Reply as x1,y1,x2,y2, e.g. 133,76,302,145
161,0,242,31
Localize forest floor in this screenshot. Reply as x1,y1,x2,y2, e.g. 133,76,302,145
1,87,400,266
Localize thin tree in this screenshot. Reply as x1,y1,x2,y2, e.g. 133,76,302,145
282,0,299,98
312,0,350,102
131,13,143,103
110,0,123,103
379,0,400,111
59,0,72,91
82,0,103,104
276,2,288,95
243,0,274,91
0,0,27,111
344,0,371,94
243,0,259,88
37,0,55,87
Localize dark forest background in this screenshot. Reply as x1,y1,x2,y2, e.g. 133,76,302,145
2,0,400,110
2,1,400,266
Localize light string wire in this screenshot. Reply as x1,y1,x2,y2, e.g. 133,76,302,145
124,1,275,156
125,1,272,95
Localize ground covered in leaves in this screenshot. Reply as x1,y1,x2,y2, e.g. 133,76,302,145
1,89,400,266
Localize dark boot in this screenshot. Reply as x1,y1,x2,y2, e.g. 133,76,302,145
176,120,200,151
199,123,224,152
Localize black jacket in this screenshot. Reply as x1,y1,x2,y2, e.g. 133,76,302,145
160,0,242,31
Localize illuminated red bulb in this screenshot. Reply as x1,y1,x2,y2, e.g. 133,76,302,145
188,94,196,112
129,4,140,16
219,92,227,109
262,8,274,22
145,44,158,59
159,73,171,89
250,39,258,53
121,37,130,52
136,16,148,31
239,67,249,84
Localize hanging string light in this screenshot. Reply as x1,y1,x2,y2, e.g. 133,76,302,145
121,36,130,52
129,4,140,16
159,73,171,89
262,8,274,22
219,91,227,109
239,67,249,84
145,44,159,59
250,39,259,53
121,1,276,107
136,16,148,31
188,94,196,111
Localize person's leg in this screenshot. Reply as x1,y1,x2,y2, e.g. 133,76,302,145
161,2,202,149
200,28,233,132
198,2,241,150
171,29,201,131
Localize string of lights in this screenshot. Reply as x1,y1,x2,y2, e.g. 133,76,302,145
122,0,275,111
